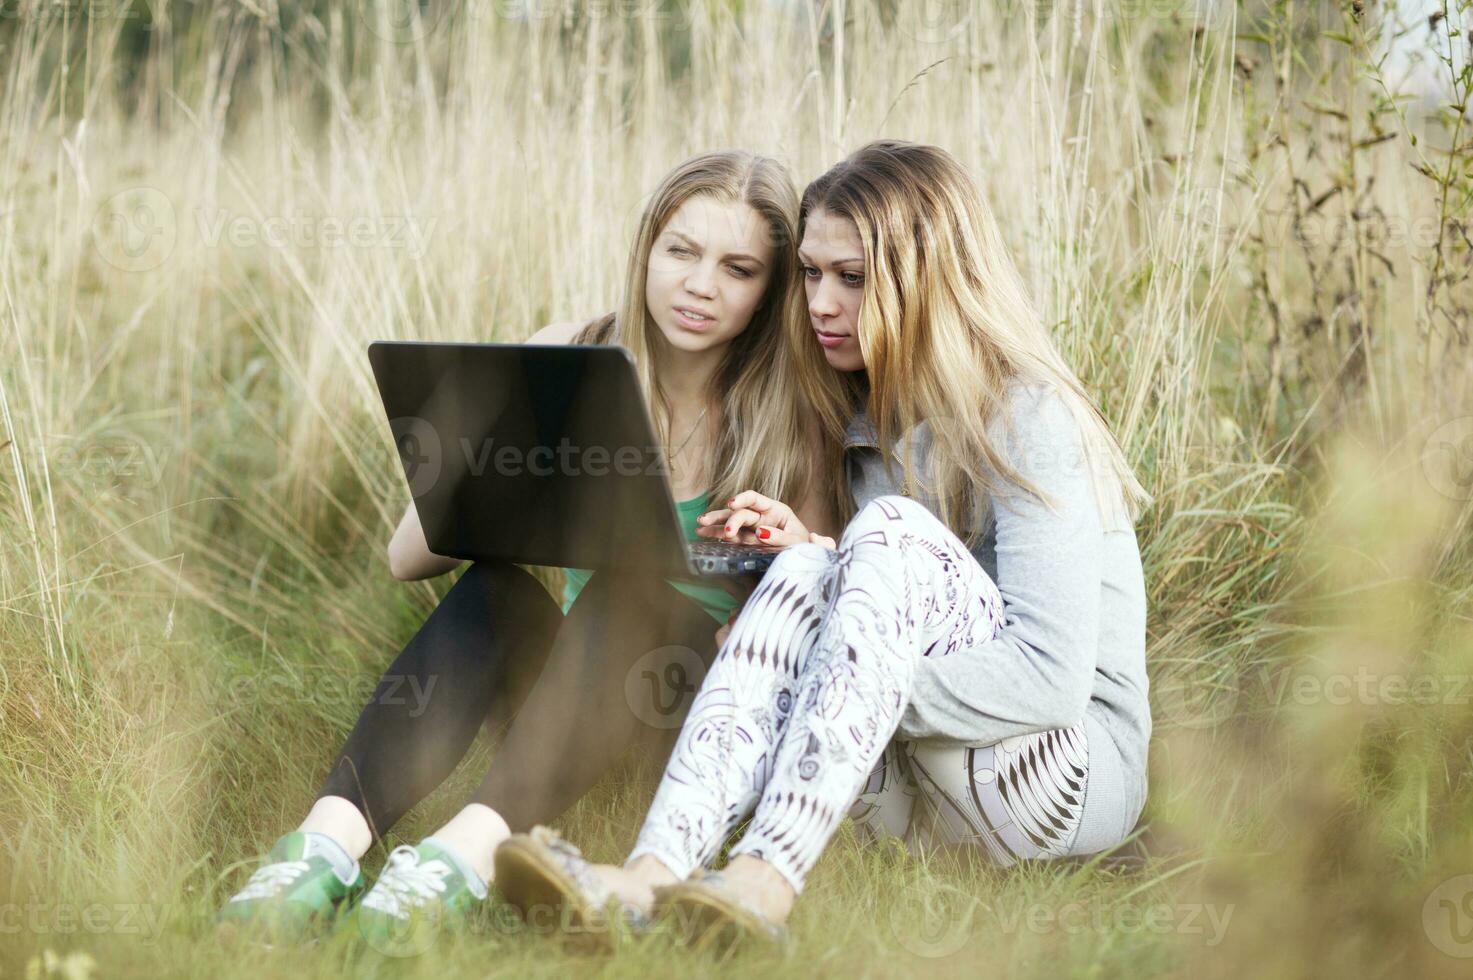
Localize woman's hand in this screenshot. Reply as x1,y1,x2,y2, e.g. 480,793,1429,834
698,490,814,547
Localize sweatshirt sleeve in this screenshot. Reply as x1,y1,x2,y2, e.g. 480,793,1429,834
896,384,1104,744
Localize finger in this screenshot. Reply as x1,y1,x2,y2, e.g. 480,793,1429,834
753,524,809,548
698,523,760,542
698,522,762,544
808,532,837,550
726,526,764,545
727,490,780,514
697,508,733,526
721,508,764,537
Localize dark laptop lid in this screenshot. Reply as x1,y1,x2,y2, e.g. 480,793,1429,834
368,341,692,574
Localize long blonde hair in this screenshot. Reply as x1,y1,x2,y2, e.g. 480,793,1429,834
789,140,1151,540
576,151,829,515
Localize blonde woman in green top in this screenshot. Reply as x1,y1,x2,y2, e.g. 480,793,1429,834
219,151,839,946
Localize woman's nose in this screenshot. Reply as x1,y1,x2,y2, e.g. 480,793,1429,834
684,262,718,299
809,282,840,319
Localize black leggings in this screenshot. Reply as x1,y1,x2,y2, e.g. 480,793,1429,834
318,560,720,838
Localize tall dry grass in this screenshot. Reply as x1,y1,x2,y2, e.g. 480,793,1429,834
1,1,1470,977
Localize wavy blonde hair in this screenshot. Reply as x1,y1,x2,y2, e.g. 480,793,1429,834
575,151,831,516
789,140,1151,540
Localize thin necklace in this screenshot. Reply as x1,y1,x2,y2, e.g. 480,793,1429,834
667,406,709,463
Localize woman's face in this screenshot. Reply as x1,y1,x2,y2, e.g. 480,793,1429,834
799,207,867,372
644,194,775,356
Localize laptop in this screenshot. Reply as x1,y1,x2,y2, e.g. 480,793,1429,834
367,340,783,578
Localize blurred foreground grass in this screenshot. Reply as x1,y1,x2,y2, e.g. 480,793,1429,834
1,1,1471,977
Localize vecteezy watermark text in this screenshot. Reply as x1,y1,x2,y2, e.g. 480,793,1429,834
0,902,168,945
91,187,437,272
1156,663,1473,731
391,415,671,496
194,209,434,253
993,897,1235,947
456,438,666,479
213,670,437,718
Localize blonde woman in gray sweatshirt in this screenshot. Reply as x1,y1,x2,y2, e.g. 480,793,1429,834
496,140,1154,950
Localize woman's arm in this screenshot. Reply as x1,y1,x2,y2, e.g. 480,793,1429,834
896,386,1109,742
386,501,464,581
523,320,584,345
384,320,585,581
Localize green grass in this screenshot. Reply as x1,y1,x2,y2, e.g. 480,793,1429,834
2,1,1472,978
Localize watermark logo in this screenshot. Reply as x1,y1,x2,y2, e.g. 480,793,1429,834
886,881,978,958
1154,670,1239,732
92,187,176,273
1421,417,1473,501
896,0,974,44
358,900,442,957
390,415,443,497
624,645,705,729
357,0,448,43
1423,875,1473,958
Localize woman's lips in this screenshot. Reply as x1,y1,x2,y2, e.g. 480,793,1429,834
814,329,849,349
674,306,716,331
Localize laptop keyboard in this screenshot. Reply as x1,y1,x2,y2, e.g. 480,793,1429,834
688,538,773,556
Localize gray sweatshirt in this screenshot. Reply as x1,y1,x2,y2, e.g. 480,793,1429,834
843,380,1150,852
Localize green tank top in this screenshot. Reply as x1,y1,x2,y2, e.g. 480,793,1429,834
560,492,740,625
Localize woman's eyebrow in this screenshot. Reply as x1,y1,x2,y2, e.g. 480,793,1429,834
669,229,767,269
797,249,865,267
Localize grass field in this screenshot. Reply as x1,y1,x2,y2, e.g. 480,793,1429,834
2,1,1472,977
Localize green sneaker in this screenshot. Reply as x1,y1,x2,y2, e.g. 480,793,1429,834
217,831,365,945
354,839,488,957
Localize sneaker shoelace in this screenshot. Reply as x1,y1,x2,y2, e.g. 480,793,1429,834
230,860,311,903
361,846,454,919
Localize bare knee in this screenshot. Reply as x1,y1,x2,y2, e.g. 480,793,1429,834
840,495,938,549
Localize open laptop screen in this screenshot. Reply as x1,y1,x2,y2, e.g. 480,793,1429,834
369,342,691,574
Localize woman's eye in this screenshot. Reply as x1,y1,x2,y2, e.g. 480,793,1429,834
667,245,692,257
801,265,820,279
842,272,865,286
728,265,753,279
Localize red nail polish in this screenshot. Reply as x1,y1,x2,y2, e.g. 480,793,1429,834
757,527,771,540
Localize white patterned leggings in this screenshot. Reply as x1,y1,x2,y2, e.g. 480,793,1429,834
627,495,1091,892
